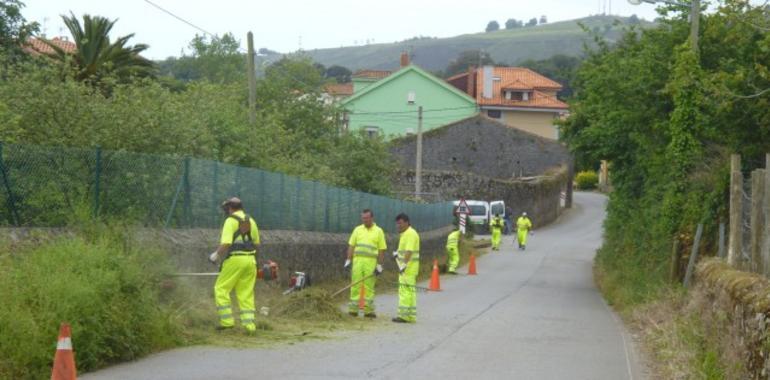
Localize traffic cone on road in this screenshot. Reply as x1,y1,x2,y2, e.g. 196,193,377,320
358,282,367,310
429,259,441,291
468,254,477,275
51,323,77,380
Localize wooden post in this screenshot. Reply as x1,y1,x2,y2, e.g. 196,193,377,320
763,154,770,276
728,154,743,267
670,237,681,283
751,169,765,273
718,222,726,259
247,32,257,125
684,223,703,288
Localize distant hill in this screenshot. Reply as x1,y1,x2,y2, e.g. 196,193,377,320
295,15,650,72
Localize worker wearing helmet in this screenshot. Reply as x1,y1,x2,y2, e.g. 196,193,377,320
516,212,533,250
489,213,505,251
209,197,260,334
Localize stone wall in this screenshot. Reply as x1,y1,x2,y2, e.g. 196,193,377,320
1,226,452,284
393,167,567,227
389,114,571,179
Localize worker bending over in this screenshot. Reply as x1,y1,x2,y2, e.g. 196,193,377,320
446,224,461,274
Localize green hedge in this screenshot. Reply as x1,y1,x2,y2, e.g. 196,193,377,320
0,225,182,379
575,170,599,190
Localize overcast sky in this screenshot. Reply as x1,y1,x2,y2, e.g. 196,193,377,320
23,1,666,59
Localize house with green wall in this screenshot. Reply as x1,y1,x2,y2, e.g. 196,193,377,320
341,57,478,138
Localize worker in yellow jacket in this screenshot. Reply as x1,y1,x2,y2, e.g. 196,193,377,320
345,209,387,318
446,225,461,274
393,213,420,323
489,214,505,251
209,197,259,334
516,212,533,251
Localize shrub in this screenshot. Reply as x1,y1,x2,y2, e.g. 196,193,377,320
575,170,599,190
0,224,182,379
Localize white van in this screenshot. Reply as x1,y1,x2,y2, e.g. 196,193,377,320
453,200,490,232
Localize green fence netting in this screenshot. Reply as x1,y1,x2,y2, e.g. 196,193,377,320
0,143,453,233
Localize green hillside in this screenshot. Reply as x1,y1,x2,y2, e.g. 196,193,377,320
301,15,650,72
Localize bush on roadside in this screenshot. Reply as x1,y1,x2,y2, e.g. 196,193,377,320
0,223,183,379
574,170,599,190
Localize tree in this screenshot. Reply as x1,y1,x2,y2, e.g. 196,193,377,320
43,13,155,84
158,33,244,84
443,49,494,78
324,65,352,83
485,21,500,32
526,18,538,27
519,54,582,98
505,19,522,29
0,0,38,62
628,14,640,25
539,15,548,24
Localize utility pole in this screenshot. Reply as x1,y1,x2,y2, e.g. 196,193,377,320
415,106,423,200
247,31,257,125
689,0,700,54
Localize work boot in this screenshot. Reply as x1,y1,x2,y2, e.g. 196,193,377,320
348,311,358,317
215,325,234,332
392,317,408,323
448,271,458,275
364,312,377,319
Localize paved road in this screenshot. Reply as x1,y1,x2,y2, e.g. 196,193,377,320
83,192,646,380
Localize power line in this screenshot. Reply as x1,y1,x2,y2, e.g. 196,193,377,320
142,0,215,37
350,106,478,116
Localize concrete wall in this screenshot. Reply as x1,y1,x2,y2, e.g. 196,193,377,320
1,226,452,284
389,114,570,179
393,167,567,227
499,110,560,140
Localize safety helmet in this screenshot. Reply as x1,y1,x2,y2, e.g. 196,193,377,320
522,212,527,216
221,197,243,212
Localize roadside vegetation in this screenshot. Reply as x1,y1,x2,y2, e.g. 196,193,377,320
563,1,770,377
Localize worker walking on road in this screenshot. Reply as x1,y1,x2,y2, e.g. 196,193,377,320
490,213,505,251
393,213,420,323
209,197,260,334
516,212,533,251
345,209,387,318
446,224,461,274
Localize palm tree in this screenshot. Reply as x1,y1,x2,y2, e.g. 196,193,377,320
43,13,155,83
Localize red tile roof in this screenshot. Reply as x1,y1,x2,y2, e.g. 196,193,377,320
323,82,354,96
23,37,77,56
449,67,568,110
352,70,392,80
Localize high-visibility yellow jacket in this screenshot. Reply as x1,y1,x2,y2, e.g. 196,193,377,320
348,223,387,259
517,217,532,231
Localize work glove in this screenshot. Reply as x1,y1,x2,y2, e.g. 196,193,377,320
208,251,219,264
344,259,351,270
398,262,407,274
392,251,399,259
375,264,383,276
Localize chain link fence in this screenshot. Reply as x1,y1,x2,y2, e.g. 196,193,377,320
0,143,453,233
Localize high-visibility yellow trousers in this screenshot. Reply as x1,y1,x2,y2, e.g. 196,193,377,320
349,256,377,314
491,228,502,249
214,255,257,332
447,247,459,273
518,229,529,247
398,260,419,322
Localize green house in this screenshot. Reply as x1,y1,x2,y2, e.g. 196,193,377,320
341,64,478,138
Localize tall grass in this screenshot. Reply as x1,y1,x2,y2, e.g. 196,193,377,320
0,222,183,379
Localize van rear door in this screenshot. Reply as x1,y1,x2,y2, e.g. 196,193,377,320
490,201,505,218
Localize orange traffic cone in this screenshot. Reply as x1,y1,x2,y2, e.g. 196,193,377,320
468,254,477,275
51,323,77,380
358,282,367,310
429,259,441,291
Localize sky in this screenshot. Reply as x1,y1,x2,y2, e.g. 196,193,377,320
22,0,665,60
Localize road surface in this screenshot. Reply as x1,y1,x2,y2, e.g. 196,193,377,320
83,192,646,380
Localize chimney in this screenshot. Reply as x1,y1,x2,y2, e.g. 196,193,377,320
400,52,410,68
467,66,477,98
482,65,494,99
